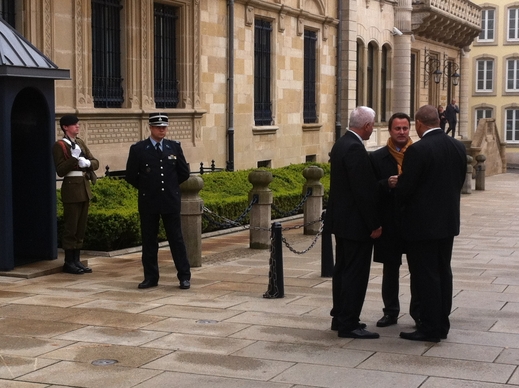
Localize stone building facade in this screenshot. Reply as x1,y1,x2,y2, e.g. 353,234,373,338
469,0,519,162
1,0,480,172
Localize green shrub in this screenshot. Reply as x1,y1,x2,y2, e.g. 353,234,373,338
56,163,330,250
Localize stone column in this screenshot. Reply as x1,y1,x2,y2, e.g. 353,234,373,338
248,170,273,249
475,154,486,191
180,176,204,267
459,47,471,140
393,0,413,115
302,166,324,235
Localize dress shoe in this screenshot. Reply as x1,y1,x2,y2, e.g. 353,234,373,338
376,314,398,327
331,318,366,331
63,262,84,275
400,330,440,343
75,261,92,273
179,279,191,289
338,328,380,339
138,280,158,289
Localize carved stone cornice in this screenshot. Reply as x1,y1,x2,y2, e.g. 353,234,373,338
412,0,481,48
240,0,338,27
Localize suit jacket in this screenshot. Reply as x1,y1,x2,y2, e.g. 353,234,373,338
53,138,99,203
125,138,190,214
369,146,404,263
325,131,380,241
445,104,459,125
396,129,466,241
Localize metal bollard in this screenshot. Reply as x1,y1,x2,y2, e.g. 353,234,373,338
263,222,284,298
320,210,334,277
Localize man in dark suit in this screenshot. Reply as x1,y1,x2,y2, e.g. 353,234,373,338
445,99,460,138
370,113,419,328
397,105,466,342
326,106,382,339
126,113,191,290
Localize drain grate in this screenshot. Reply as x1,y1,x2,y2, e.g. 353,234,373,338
92,359,118,366
196,319,219,324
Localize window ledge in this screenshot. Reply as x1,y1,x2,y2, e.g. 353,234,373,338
253,125,279,135
302,123,322,131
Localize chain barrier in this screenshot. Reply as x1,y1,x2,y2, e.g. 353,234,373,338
202,195,258,229
281,218,324,254
271,187,312,218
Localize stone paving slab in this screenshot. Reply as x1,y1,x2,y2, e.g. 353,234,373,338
0,380,48,387
19,360,161,388
0,356,57,380
271,363,427,388
142,351,295,381
134,372,294,388
42,342,170,367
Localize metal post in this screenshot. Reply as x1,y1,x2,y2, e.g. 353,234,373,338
320,210,334,277
263,222,284,298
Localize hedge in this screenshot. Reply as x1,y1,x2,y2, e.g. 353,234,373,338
56,163,330,251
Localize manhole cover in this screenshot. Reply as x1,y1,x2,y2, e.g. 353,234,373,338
196,319,218,324
92,359,118,366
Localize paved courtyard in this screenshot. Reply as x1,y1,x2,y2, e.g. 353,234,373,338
1,173,519,387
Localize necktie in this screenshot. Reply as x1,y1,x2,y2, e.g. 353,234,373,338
156,143,162,158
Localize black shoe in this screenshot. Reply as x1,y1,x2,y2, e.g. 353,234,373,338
63,262,84,275
400,330,440,343
75,261,92,273
179,280,191,289
331,318,366,331
338,328,380,339
376,314,398,327
138,280,158,289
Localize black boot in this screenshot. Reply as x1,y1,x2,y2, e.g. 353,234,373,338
63,249,84,274
74,249,92,273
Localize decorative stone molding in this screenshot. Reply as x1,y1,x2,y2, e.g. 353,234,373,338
75,0,92,107
141,0,153,109
43,0,52,58
279,11,286,32
297,17,304,36
246,6,255,26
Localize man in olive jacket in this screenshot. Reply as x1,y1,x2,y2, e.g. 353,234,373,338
53,115,99,274
125,113,191,290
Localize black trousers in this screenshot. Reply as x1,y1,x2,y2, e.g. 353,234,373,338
445,121,457,137
406,237,454,338
140,211,191,283
381,260,420,321
331,237,373,332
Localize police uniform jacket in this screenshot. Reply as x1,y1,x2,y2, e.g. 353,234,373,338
52,138,99,203
125,138,190,214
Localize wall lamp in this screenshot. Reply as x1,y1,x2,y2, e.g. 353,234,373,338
424,48,442,86
443,57,460,88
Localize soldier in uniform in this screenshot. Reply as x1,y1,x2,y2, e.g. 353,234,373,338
53,115,99,274
125,113,191,290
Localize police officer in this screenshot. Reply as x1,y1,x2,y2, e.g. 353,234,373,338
53,115,99,274
125,113,191,289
